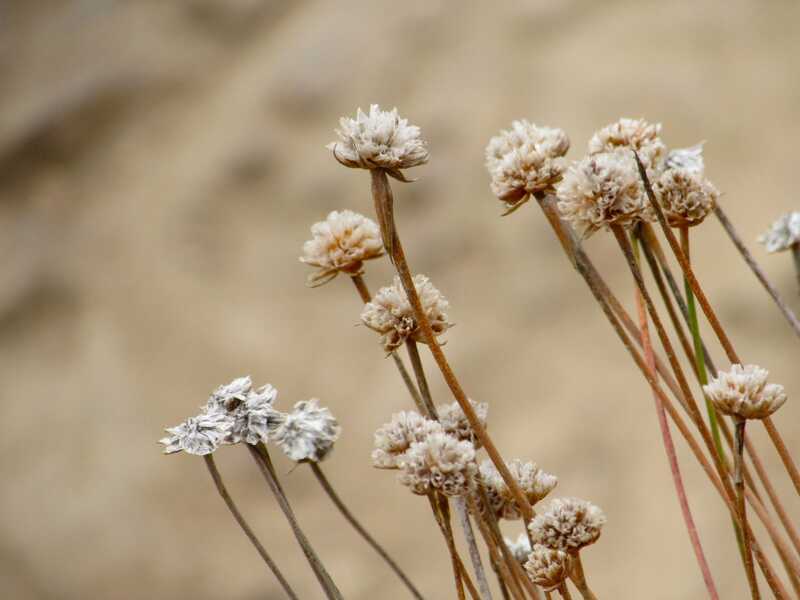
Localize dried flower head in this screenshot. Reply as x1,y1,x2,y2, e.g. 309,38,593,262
327,104,429,174
486,121,569,212
372,411,444,469
703,364,787,420
529,497,606,552
655,167,719,228
665,143,705,173
437,399,488,447
505,533,532,565
160,412,232,456
524,544,572,591
300,210,384,286
588,117,666,168
361,274,453,353
398,432,477,497
204,376,283,445
758,212,800,253
557,151,652,238
273,399,341,462
480,459,557,520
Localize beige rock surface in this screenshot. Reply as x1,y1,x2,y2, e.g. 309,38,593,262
2,1,799,598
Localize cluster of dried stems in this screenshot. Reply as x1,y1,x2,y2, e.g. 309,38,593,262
160,107,800,600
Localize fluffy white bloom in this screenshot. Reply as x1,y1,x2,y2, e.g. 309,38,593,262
205,376,283,445
759,212,800,253
524,544,571,591
480,459,557,520
328,104,429,172
665,143,705,173
372,411,444,469
557,151,652,237
361,274,453,353
437,399,488,447
505,533,532,565
273,399,341,462
210,376,253,408
655,167,719,227
529,497,606,552
588,117,666,168
300,210,384,286
703,364,787,420
160,412,232,456
398,432,477,497
486,120,569,211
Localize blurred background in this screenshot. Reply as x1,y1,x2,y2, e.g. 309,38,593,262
3,1,800,598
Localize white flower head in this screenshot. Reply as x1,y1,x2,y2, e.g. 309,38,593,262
529,497,606,553
398,432,477,497
300,210,384,286
655,167,719,228
273,399,341,462
505,532,532,565
480,459,557,520
557,151,652,238
160,412,232,456
703,364,787,420
588,117,666,168
204,376,283,445
372,410,444,469
759,212,800,253
524,544,572,591
486,120,569,212
361,274,453,353
437,399,488,447
209,376,253,410
328,104,429,174
666,143,705,173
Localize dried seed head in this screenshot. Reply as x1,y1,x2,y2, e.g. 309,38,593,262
160,412,232,456
398,432,477,497
758,212,800,253
300,210,384,286
524,544,572,591
361,274,453,353
437,399,488,447
204,376,283,445
655,167,719,228
480,459,557,520
485,121,569,211
529,497,606,552
327,104,429,173
505,533,532,565
703,364,787,420
665,143,705,173
588,117,666,168
372,410,444,469
557,151,652,238
273,399,341,462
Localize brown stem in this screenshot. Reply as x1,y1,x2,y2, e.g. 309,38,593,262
735,421,760,600
405,338,438,418
793,244,800,295
369,168,535,527
203,455,299,599
309,462,425,600
427,493,469,600
713,203,800,337
247,446,343,600
568,553,597,600
454,497,493,600
557,583,573,600
634,153,800,495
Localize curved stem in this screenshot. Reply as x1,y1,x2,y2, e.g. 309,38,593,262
203,455,299,599
557,583,573,600
568,553,597,600
735,421,760,599
309,462,426,600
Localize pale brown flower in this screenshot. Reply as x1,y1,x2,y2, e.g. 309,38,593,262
529,497,606,552
372,411,443,469
398,432,477,497
655,168,719,228
524,544,571,591
479,459,557,520
588,117,666,168
703,364,787,420
437,399,488,447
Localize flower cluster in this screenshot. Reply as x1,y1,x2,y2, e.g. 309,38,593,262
300,210,384,286
327,104,429,174
654,166,718,228
505,533,532,565
437,399,488,446
361,274,453,353
485,120,570,213
759,212,800,253
160,377,341,462
529,497,606,553
524,544,572,591
398,431,478,497
588,117,666,168
372,410,444,469
479,459,557,520
703,364,787,420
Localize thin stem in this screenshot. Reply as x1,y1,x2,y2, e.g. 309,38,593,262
793,244,800,295
309,462,425,600
635,153,800,495
735,421,760,600
455,497,493,600
203,455,299,600
713,203,800,337
247,445,343,600
568,554,597,600
427,494,466,600
557,583,573,600
405,338,438,418
369,168,536,527
626,230,719,600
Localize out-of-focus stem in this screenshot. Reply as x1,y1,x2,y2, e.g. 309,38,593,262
454,497,493,600
405,338,438,418
568,553,597,600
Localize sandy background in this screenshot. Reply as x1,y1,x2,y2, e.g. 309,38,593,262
2,1,800,598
